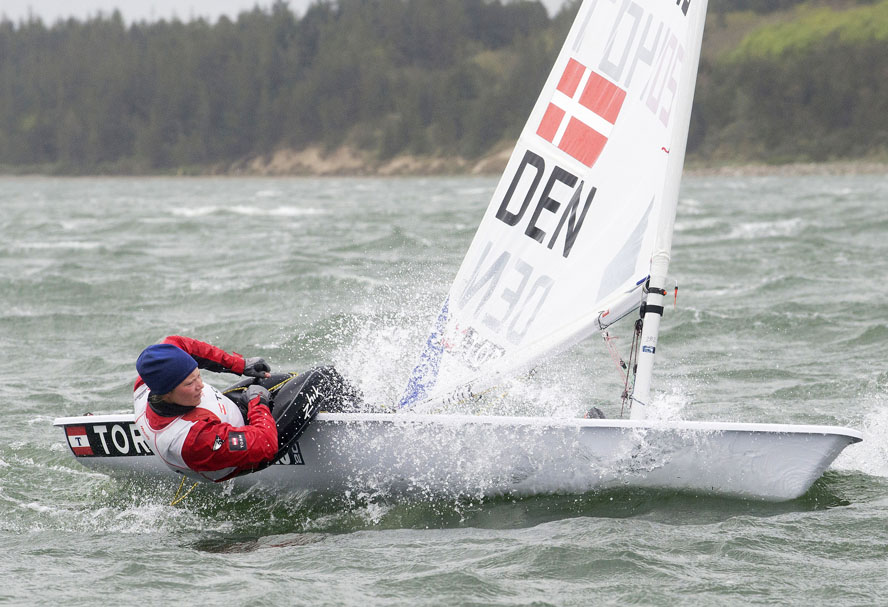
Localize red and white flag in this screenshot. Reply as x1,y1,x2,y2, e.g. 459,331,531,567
536,58,626,168
65,426,93,456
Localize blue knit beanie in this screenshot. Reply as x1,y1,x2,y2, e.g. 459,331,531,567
136,344,198,395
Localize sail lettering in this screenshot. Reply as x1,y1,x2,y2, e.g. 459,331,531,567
625,15,663,89
525,166,576,244
506,273,554,344
598,0,685,127
483,256,533,333
451,325,506,368
495,150,545,226
600,0,644,84
458,241,510,316
459,240,554,345
494,150,596,258
547,182,596,258
643,31,683,127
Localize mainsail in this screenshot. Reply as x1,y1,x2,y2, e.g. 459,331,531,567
400,0,708,413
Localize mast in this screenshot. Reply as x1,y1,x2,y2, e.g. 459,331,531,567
630,0,709,420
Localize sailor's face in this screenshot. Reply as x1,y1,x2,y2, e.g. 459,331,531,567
167,368,203,407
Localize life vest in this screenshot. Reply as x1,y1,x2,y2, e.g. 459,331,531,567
134,382,245,482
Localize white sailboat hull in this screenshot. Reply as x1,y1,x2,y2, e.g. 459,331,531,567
54,412,861,501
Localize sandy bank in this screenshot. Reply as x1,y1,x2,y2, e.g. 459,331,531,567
229,145,513,177
233,145,888,178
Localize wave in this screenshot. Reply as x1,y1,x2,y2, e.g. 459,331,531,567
171,205,328,218
727,217,805,240
11,240,103,251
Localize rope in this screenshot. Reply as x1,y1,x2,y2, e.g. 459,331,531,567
601,331,628,383
222,373,297,396
170,475,199,506
268,374,297,392
620,319,643,418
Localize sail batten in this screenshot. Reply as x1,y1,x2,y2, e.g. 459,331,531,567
401,0,709,412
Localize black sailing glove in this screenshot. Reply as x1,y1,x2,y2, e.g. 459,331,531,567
244,385,271,408
243,357,271,378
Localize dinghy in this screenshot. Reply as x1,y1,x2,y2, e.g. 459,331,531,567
54,0,861,501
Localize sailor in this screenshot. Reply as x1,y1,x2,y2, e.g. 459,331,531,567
133,335,279,482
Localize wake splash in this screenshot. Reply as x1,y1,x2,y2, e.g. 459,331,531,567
328,311,425,411
834,395,888,478
322,277,698,421
643,383,694,422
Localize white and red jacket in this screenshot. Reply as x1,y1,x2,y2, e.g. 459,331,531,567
133,336,278,482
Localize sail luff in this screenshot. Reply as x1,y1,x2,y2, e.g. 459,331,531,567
630,0,709,420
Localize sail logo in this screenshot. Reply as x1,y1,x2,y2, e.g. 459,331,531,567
536,58,626,168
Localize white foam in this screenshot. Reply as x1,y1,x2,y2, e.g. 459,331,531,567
728,217,804,240
172,205,326,218
646,383,693,422
15,241,102,250
233,205,326,217
333,314,419,408
834,400,888,477
169,205,216,217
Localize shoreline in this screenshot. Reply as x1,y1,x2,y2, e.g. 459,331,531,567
3,145,887,178
683,160,888,177
230,146,888,177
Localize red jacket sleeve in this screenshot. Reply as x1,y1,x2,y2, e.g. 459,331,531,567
161,335,246,375
180,399,279,478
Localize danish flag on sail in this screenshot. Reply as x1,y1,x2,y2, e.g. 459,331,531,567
536,58,626,168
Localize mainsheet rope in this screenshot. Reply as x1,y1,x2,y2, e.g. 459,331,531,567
170,475,198,506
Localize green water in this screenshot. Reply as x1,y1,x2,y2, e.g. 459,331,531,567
1,175,886,605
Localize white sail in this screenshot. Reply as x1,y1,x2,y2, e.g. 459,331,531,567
400,0,707,410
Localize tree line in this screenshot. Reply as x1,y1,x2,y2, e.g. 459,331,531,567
0,0,884,174
696,0,888,163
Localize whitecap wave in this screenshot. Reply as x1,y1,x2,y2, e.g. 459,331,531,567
728,217,804,240
15,241,102,250
172,205,326,218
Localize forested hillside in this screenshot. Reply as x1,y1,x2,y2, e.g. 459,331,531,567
697,0,888,163
0,0,885,174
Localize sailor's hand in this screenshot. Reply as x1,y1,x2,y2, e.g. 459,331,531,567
243,357,271,378
244,385,271,408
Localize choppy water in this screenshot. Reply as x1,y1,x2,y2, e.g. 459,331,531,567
1,175,887,605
